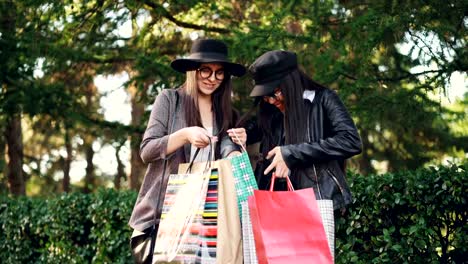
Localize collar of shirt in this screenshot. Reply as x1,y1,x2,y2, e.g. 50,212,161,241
303,90,315,103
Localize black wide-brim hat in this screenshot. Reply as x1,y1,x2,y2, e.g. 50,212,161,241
171,39,246,77
249,50,298,97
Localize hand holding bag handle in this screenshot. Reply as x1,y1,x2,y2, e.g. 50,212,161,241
185,136,213,174
270,173,294,191
231,129,247,153
130,91,179,264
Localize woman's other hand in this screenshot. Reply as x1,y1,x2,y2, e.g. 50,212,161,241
264,146,290,178
227,128,247,147
185,127,217,148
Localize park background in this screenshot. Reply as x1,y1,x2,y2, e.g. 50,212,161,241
1,0,467,263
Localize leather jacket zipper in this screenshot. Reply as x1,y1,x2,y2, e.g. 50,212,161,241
327,168,344,194
313,164,323,199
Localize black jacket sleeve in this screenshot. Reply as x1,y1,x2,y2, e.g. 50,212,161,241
281,89,362,168
244,116,263,145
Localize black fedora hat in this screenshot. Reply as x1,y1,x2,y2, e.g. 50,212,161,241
171,39,246,77
249,50,298,97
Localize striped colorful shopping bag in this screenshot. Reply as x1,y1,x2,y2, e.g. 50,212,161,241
153,169,211,263
175,159,244,264
196,169,219,263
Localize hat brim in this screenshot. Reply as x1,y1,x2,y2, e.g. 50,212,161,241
249,79,282,97
171,58,246,77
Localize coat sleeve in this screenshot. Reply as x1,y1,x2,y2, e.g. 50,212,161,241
281,89,362,168
220,134,241,158
244,116,263,145
139,89,173,164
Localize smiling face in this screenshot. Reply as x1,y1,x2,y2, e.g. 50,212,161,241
263,87,285,112
196,63,225,96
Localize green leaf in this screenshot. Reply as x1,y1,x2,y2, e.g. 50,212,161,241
415,239,426,249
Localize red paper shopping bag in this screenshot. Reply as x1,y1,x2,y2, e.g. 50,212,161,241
248,175,333,264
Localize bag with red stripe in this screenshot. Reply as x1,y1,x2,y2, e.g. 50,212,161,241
153,155,243,263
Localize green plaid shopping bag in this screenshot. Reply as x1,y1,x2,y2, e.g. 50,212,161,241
227,151,258,219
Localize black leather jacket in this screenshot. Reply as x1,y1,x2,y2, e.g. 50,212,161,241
246,88,362,210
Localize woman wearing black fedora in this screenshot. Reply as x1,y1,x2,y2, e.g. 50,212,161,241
129,39,247,263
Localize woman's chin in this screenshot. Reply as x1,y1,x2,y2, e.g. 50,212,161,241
199,86,218,95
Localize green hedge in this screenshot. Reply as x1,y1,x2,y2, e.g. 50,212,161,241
336,163,467,264
0,189,136,263
1,164,466,263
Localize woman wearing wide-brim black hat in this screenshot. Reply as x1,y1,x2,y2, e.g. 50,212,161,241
171,38,246,77
129,38,248,264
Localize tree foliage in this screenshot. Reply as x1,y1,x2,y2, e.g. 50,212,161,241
0,0,466,195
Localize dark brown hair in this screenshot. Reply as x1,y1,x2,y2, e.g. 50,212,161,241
257,69,325,150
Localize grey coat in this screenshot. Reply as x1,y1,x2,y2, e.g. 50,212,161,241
129,88,239,232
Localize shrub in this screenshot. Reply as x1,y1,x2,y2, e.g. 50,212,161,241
0,189,136,264
0,164,466,263
336,163,467,264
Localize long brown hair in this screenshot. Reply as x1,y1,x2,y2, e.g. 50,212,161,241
182,68,237,156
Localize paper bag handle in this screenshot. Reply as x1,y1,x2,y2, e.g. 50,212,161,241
231,129,247,153
269,173,295,191
185,136,213,174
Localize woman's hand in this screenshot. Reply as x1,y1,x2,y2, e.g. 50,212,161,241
227,128,247,147
185,127,217,148
264,147,290,178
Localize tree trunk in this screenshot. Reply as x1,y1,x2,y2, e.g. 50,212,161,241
0,128,6,191
128,75,147,190
130,142,145,190
5,115,25,196
82,81,97,193
83,143,95,193
62,128,72,192
1,1,24,195
114,144,125,190
356,129,374,175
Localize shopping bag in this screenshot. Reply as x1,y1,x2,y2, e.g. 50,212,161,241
198,168,219,263
244,199,334,263
317,200,335,259
227,130,258,219
249,175,333,264
179,158,243,264
216,159,243,264
153,146,216,264
227,149,258,219
241,201,258,264
153,169,211,263
245,193,334,262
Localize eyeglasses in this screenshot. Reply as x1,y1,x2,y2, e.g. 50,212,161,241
263,89,282,101
197,67,225,81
